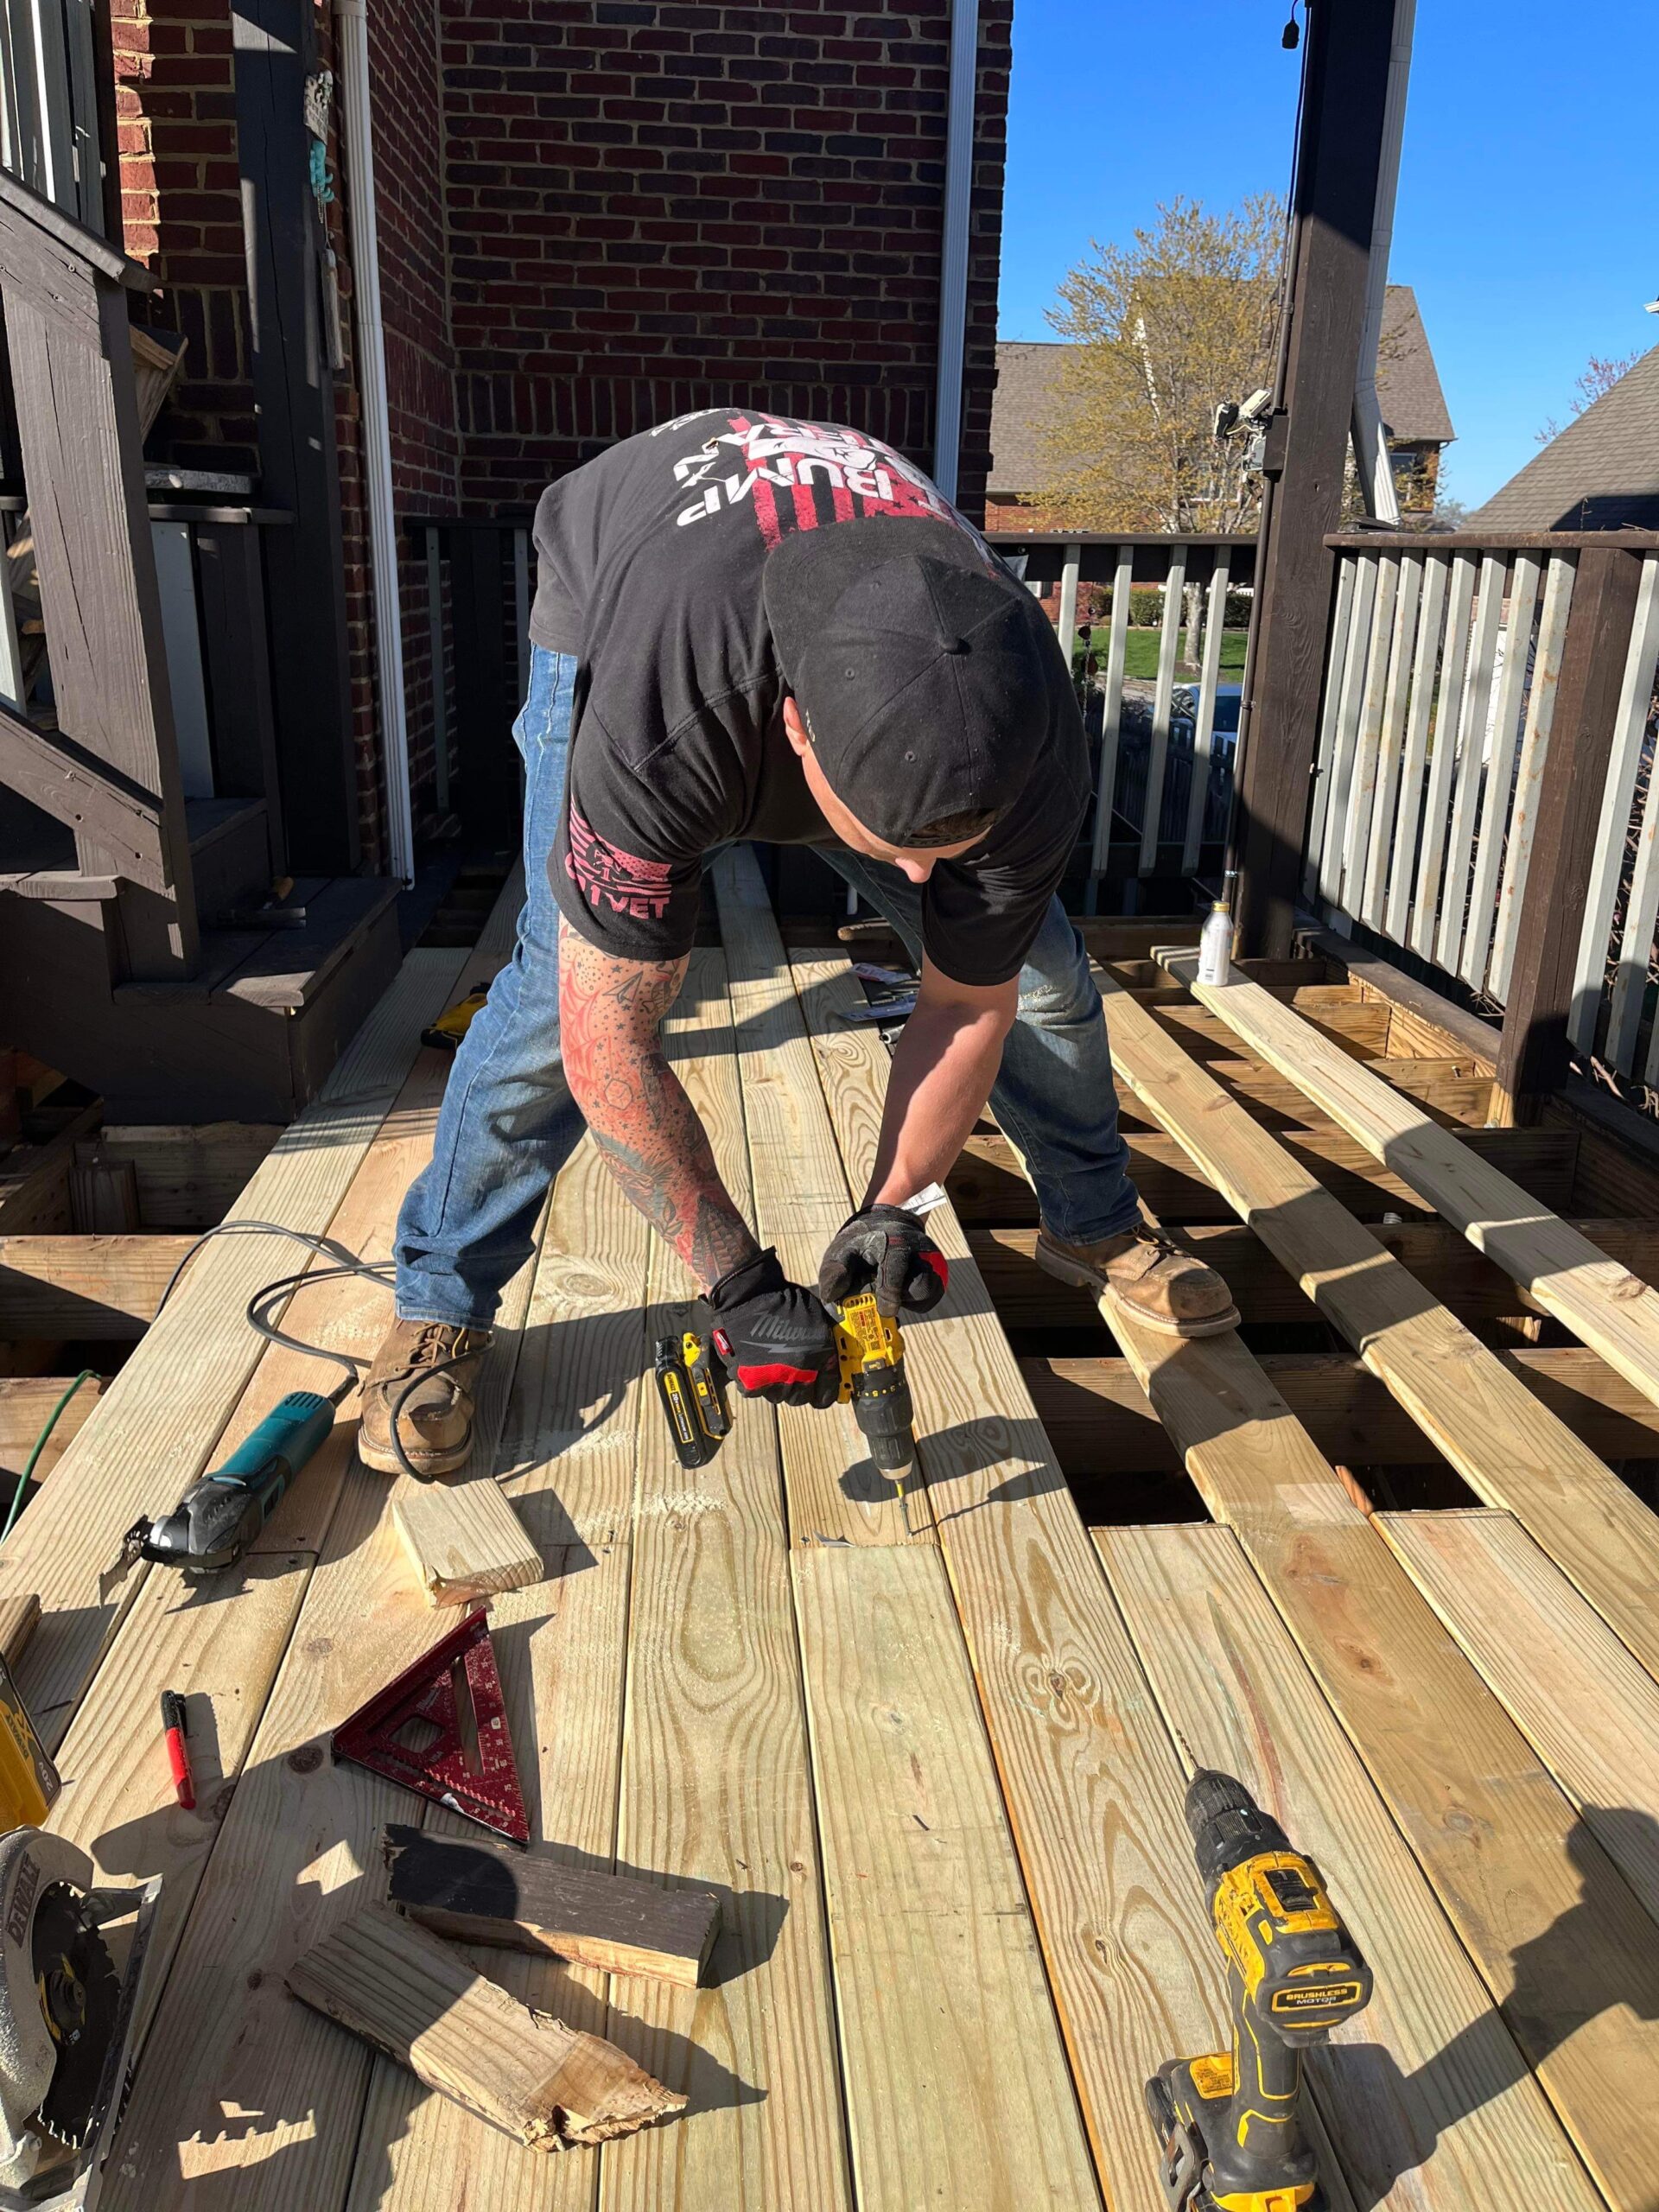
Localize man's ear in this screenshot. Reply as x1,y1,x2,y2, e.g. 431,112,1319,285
781,695,810,760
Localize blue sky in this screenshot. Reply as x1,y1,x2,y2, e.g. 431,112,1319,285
999,0,1659,509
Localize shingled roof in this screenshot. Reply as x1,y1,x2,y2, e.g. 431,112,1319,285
989,284,1453,497
1466,343,1659,531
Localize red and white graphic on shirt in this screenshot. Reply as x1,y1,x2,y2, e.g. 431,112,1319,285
566,804,675,920
668,414,988,555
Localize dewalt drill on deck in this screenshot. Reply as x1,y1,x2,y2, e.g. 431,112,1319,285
1147,1769,1373,2212
654,1288,918,1503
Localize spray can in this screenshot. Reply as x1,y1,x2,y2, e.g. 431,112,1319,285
1197,873,1237,987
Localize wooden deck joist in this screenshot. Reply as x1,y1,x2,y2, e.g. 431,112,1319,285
1168,956,1659,1422
1096,969,1659,1687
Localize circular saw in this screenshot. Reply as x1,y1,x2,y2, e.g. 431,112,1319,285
0,1831,162,2212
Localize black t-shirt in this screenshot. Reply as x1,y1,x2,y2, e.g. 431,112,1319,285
532,410,1088,986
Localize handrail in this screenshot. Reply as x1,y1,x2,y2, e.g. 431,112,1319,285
0,167,144,288
1329,527,1659,552
988,529,1257,547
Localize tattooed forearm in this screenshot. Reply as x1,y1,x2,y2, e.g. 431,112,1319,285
558,915,760,1287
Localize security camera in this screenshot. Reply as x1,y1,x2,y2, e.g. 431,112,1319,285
1236,387,1274,427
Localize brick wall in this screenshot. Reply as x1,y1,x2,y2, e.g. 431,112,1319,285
111,0,256,468
438,0,1011,521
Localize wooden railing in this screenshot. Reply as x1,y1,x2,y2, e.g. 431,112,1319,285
0,0,105,231
992,532,1257,907
1301,528,1659,1115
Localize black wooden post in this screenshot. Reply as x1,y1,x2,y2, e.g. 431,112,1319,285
234,0,358,872
1491,549,1643,1122
1232,0,1399,958
196,518,287,874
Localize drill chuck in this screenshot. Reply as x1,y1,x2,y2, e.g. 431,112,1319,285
1186,1765,1294,1879
849,1358,916,1478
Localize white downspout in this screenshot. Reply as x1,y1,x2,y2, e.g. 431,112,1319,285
1351,0,1415,524
932,0,978,505
335,0,415,883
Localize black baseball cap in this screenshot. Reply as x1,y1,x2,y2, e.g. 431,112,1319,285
763,517,1053,846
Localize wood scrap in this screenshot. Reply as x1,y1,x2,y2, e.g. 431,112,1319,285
381,1824,721,1988
285,1904,686,2148
390,1462,543,1606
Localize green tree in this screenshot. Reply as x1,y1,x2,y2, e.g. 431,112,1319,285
1036,194,1286,533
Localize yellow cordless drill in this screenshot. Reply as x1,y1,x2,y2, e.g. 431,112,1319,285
654,1288,917,1506
1147,1770,1373,2212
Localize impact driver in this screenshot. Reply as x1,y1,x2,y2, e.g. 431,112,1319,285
1147,1769,1373,2212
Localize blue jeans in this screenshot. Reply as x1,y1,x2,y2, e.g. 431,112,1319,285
394,647,1138,1326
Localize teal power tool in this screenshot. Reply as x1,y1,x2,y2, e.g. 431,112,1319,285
123,1390,338,1573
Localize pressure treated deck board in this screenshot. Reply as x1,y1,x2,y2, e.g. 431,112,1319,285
1167,957,1659,1419
345,1119,649,2212
788,951,1232,2212
1028,1346,1659,1476
1382,1509,1659,1931
0,943,469,1739
1095,1302,1659,2208
1095,969,1659,1686
711,850,925,1546
792,1542,1102,2209
1099,1522,1603,2212
100,1455,453,2209
946,963,1659,2207
601,949,852,2212
969,1218,1659,1331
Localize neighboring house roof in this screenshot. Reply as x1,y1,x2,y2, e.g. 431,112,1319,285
1373,285,1455,446
1466,344,1659,531
988,284,1453,497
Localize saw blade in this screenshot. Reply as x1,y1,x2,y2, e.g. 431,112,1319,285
31,1885,120,2150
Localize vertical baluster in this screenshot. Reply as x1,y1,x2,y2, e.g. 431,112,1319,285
1491,553,1576,1002
1316,552,1377,907
1300,554,1357,900
1597,561,1659,1076
1055,541,1080,658
1433,552,1507,969
1139,542,1186,874
1180,549,1231,875
1358,553,1422,929
1571,557,1659,1058
425,527,448,817
1085,543,1133,913
1460,551,1541,988
1382,551,1449,944
1407,550,1478,960
24,0,74,212
1338,552,1401,907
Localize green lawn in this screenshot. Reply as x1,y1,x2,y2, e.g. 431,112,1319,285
1086,628,1249,680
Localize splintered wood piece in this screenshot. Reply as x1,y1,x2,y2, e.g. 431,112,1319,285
391,1466,543,1608
381,1824,721,1988
285,1904,687,2148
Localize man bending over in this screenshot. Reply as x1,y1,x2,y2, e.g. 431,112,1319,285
359,412,1236,1476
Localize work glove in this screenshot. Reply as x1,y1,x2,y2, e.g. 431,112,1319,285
817,1205,950,1319
704,1248,841,1408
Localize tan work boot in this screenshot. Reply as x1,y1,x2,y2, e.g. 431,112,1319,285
1034,1223,1239,1339
359,1318,493,1478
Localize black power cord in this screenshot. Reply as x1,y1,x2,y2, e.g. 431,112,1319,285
156,1220,487,1484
